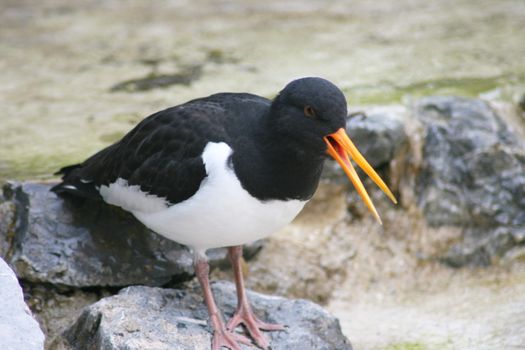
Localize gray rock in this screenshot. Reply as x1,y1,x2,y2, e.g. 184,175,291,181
0,182,263,288
346,110,408,169
414,96,525,266
65,281,352,350
322,109,407,183
24,282,110,350
0,257,45,350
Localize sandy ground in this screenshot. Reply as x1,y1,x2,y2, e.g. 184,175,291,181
331,266,525,350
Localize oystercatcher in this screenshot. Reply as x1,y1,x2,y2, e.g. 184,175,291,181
52,77,396,350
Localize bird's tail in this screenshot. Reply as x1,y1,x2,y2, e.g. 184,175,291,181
51,163,101,200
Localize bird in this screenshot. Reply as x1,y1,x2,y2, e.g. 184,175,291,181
52,77,396,350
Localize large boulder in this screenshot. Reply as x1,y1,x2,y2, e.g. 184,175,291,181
65,281,352,350
0,257,45,350
0,182,262,288
414,96,525,266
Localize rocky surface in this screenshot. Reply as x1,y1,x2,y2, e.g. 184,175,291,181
66,281,352,350
0,257,45,350
346,109,408,169
414,96,525,266
0,182,262,288
24,282,106,350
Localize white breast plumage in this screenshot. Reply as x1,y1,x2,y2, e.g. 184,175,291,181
99,142,307,254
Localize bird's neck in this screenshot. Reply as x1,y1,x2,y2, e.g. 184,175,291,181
231,118,325,201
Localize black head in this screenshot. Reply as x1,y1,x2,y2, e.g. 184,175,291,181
269,77,348,153
266,77,397,222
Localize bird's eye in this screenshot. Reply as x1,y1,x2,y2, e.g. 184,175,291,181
304,105,316,118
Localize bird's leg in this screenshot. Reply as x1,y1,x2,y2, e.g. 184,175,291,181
226,246,285,350
194,254,251,350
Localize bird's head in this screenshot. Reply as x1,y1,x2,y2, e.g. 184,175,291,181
271,77,397,223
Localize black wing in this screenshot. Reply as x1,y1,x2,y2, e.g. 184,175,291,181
51,95,258,205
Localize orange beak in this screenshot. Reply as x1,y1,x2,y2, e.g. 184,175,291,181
324,128,397,224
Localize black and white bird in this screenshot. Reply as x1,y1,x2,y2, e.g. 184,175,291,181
52,77,396,350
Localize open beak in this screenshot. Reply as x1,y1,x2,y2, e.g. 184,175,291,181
324,128,397,224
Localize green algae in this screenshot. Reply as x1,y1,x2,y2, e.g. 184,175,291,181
344,74,525,105
384,343,428,350
98,131,127,144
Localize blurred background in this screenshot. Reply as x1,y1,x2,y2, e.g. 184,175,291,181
1,1,524,349
1,0,524,182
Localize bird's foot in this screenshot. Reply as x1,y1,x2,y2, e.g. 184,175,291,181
212,328,252,350
227,304,286,350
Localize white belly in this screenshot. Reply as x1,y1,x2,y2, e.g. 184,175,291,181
101,142,307,253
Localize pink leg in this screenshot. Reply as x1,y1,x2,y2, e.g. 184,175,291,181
226,246,286,350
194,255,251,350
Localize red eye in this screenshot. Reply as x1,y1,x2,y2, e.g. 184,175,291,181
304,105,316,118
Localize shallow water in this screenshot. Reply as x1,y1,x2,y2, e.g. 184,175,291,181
1,0,525,182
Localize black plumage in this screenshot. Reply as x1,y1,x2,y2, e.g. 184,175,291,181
52,78,347,204
53,93,259,203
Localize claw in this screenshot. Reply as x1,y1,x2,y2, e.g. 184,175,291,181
211,329,248,350
227,303,285,350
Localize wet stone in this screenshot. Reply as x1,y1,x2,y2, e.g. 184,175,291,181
0,182,263,288
414,96,525,266
65,281,352,350
346,110,407,169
